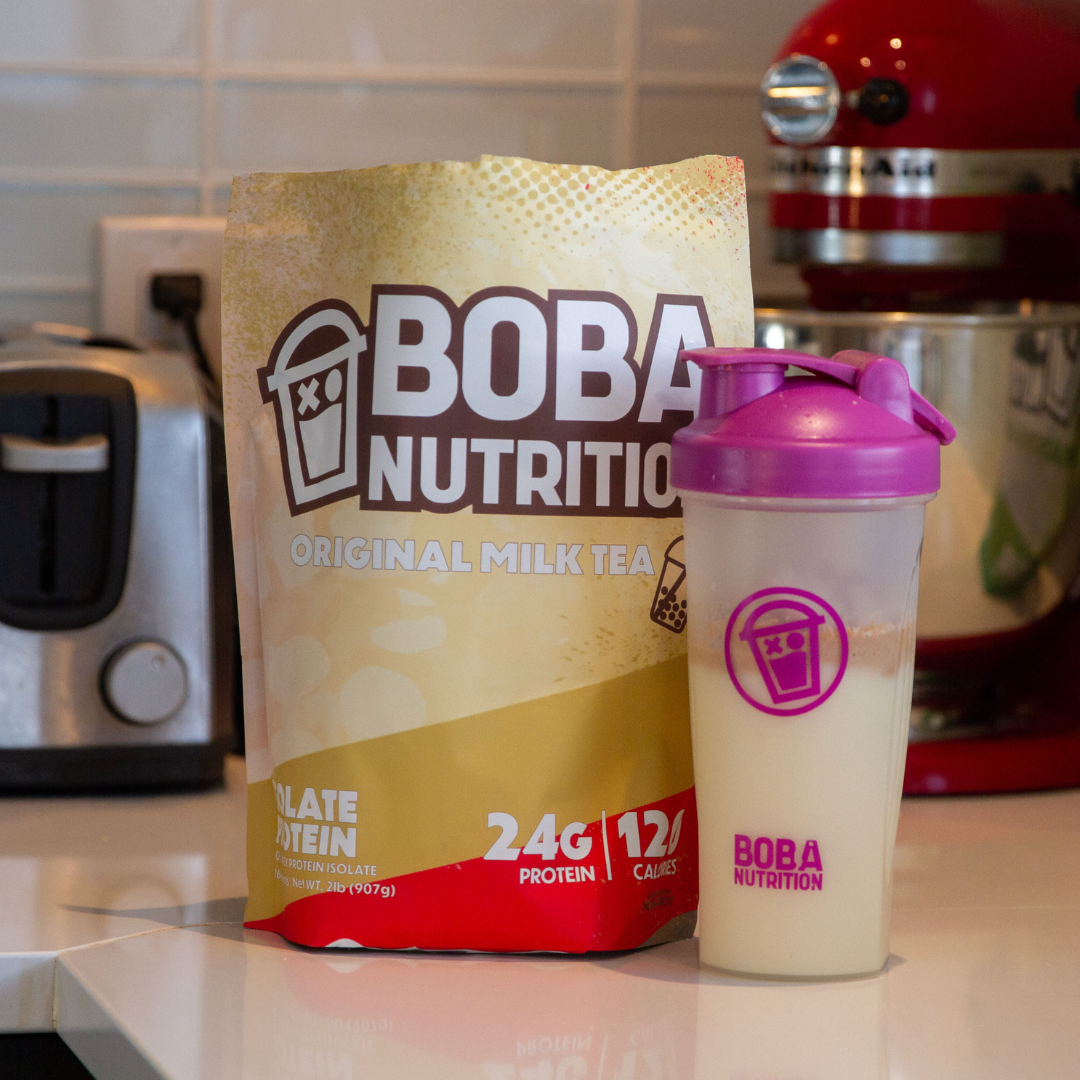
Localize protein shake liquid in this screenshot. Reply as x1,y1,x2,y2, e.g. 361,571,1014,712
671,348,954,978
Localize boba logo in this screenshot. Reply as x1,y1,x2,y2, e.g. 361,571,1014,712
258,300,366,515
724,587,848,716
734,833,823,892
259,288,714,517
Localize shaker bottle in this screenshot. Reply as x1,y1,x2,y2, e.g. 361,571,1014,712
671,347,954,978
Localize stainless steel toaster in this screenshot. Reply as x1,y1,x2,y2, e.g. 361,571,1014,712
0,331,234,789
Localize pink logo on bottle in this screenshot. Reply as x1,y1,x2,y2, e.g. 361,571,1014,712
724,587,848,716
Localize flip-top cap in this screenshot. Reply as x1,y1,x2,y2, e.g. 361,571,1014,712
671,347,955,500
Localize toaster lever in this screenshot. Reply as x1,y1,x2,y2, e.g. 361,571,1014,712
0,367,135,630
0,432,109,473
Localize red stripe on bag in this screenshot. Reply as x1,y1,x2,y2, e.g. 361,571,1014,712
247,787,698,953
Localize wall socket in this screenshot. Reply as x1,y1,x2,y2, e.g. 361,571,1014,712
98,216,227,381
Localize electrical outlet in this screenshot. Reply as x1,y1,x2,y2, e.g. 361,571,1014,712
98,216,227,381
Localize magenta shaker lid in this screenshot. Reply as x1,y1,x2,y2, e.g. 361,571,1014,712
671,347,956,499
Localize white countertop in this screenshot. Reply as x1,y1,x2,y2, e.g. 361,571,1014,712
2,756,1079,1079
0,755,248,1032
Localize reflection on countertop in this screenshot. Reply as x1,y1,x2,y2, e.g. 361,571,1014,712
57,902,1080,1080
0,754,247,1031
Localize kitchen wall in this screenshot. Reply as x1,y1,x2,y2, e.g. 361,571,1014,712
0,0,818,330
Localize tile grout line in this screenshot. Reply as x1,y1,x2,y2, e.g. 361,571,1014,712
0,167,203,185
616,0,640,169
200,0,217,214
0,57,762,92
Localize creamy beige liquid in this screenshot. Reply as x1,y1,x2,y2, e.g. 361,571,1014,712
689,627,912,978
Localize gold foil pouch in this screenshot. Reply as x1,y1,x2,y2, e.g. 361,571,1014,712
222,155,753,950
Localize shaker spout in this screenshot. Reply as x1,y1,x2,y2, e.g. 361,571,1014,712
680,348,785,420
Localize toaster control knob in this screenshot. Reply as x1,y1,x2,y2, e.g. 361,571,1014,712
102,641,187,724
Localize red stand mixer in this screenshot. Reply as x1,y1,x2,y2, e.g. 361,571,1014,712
756,0,1080,793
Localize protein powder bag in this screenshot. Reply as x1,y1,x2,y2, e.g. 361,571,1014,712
223,155,753,951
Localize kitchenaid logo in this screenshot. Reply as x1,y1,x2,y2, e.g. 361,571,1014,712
258,287,713,518
771,152,936,182
770,147,1080,198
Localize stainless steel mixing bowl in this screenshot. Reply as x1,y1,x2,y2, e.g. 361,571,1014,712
755,304,1080,743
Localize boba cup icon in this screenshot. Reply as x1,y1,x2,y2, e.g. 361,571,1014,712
258,300,366,515
650,537,687,633
741,600,825,704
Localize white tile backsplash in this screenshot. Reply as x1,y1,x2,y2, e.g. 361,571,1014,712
0,0,199,63
214,0,620,70
636,88,767,187
0,185,199,279
215,83,620,174
209,183,233,217
747,191,805,300
639,0,820,76
0,0,810,326
0,75,201,173
0,290,94,329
